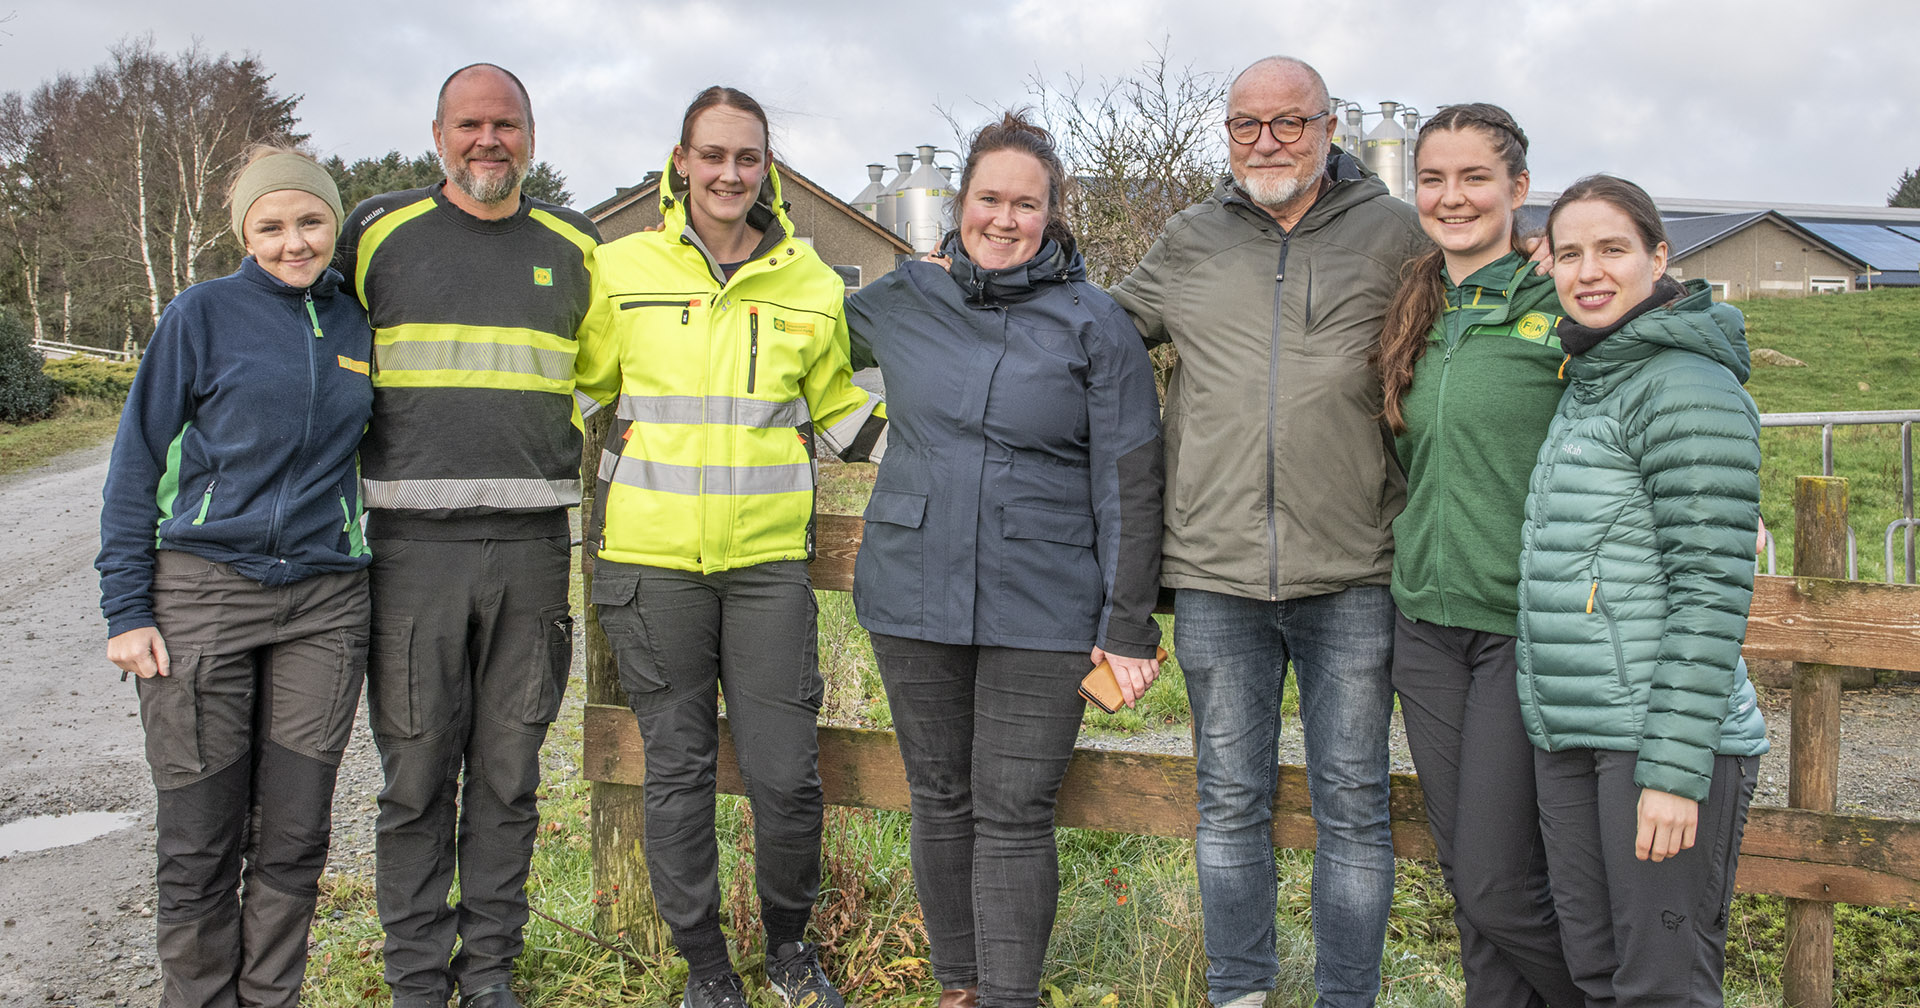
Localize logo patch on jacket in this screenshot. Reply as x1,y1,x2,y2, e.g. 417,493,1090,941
773,317,814,336
337,355,370,375
533,267,554,287
1516,312,1555,342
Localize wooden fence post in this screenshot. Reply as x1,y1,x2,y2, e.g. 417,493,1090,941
581,410,666,949
1784,476,1847,1008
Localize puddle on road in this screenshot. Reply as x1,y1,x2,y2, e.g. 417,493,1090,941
0,811,138,856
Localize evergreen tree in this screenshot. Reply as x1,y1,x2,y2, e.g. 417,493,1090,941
1890,167,1920,209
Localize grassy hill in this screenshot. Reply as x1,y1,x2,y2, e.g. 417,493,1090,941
1740,288,1920,580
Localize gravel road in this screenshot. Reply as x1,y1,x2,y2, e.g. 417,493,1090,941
1,442,1914,1007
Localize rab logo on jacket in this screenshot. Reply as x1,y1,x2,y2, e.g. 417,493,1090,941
773,317,814,336
532,267,554,287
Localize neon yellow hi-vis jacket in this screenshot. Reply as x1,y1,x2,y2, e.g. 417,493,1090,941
574,159,886,574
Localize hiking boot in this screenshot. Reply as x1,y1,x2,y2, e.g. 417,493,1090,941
766,941,844,1007
681,970,748,1008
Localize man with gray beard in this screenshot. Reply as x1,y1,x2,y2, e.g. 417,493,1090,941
1109,56,1425,1008
332,63,600,1008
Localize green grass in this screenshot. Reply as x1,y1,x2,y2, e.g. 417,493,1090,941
1742,288,1920,582
0,396,120,474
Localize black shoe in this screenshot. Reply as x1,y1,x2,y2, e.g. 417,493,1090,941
681,970,749,1008
459,982,522,1008
766,942,844,1008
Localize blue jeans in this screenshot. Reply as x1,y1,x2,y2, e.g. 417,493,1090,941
1177,586,1395,1008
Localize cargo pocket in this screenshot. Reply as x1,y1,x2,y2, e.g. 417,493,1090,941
523,604,574,726
135,646,204,781
324,628,370,755
592,564,670,706
367,617,417,740
999,503,1101,639
855,489,928,626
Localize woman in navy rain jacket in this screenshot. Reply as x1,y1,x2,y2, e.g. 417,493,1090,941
96,147,373,1008
846,112,1164,1008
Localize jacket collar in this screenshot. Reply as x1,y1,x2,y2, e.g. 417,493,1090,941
1565,278,1752,395
938,232,1086,305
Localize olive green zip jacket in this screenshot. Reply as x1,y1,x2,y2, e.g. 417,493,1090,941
1112,149,1426,601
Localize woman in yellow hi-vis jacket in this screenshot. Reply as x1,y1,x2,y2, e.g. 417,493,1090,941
573,86,883,1008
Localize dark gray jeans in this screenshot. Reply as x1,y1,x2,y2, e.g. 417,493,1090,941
366,536,574,1007
138,550,368,1008
1392,614,1582,1008
870,633,1087,1008
1536,747,1756,1008
593,559,824,953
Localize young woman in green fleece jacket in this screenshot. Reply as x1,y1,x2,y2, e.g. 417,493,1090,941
1375,104,1583,1008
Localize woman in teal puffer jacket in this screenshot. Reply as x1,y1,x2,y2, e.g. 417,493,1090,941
1519,174,1766,1007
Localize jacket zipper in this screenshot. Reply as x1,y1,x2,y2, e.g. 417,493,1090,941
304,291,324,339
268,291,322,558
192,480,216,525
619,297,701,325
1589,577,1631,689
747,307,760,393
1266,231,1292,599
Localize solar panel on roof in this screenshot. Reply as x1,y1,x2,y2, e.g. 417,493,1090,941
1795,221,1920,269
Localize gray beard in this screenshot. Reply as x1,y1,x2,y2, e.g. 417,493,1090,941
1239,171,1312,211
449,158,527,208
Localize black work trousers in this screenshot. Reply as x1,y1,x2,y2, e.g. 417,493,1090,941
1392,614,1583,1008
137,550,369,1008
366,536,573,1007
592,559,824,961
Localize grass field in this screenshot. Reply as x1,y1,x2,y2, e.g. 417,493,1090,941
16,289,1919,1005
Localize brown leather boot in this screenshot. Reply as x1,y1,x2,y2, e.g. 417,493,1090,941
936,988,978,1008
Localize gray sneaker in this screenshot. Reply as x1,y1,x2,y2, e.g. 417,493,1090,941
766,942,844,1008
681,970,748,1008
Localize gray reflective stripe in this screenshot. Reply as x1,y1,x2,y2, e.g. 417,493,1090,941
817,394,882,457
575,389,604,418
616,394,809,429
363,477,581,510
379,339,575,380
604,457,813,496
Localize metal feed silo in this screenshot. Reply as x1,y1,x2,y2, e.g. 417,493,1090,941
852,164,887,222
877,153,914,236
1334,100,1364,156
1362,102,1410,202
893,145,954,255
1400,108,1423,198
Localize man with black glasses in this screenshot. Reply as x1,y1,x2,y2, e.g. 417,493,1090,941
1110,55,1426,1008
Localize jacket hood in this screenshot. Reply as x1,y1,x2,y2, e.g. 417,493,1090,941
937,231,1086,304
658,151,792,251
1572,278,1750,385
1214,144,1389,231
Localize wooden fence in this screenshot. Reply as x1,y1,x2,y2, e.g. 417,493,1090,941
582,474,1920,1008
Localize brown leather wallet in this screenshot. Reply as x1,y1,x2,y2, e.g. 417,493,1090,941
1078,646,1169,714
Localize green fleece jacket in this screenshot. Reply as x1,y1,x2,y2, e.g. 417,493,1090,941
1391,252,1566,635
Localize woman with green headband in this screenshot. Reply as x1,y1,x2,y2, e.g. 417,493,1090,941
97,145,376,1008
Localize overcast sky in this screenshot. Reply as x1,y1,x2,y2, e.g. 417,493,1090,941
4,0,1916,214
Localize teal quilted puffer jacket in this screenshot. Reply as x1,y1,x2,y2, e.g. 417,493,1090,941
1517,279,1768,803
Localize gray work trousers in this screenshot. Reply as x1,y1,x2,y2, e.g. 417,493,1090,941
1536,747,1757,1008
592,559,824,953
366,537,573,1007
1392,614,1583,1008
136,550,369,1008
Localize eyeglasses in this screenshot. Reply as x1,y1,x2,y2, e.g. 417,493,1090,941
1225,111,1330,145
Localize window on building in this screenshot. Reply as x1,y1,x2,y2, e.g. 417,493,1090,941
1809,276,1849,294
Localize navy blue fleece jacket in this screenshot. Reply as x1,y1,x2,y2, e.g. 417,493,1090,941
97,257,375,637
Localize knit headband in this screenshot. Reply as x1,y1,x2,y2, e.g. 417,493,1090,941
229,153,346,243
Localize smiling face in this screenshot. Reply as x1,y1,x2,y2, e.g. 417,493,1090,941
1550,198,1669,328
1415,126,1528,280
432,67,532,216
671,104,768,238
957,148,1051,270
242,189,336,288
1226,60,1331,223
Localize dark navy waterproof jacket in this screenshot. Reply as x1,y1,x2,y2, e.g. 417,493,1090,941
98,257,375,638
846,235,1164,658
